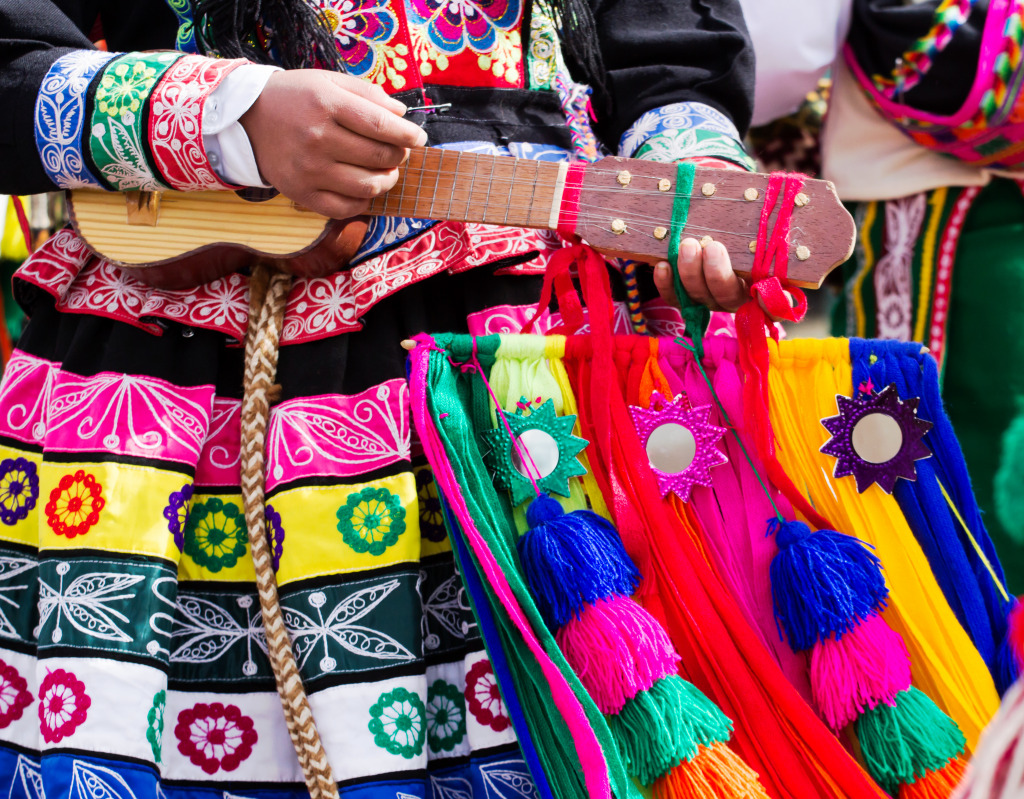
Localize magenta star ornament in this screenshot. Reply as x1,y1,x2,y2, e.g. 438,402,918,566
628,392,728,501
820,383,933,494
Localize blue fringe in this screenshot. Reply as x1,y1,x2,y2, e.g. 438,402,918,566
517,493,641,629
769,518,889,651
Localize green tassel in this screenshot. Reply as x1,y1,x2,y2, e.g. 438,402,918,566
855,686,966,795
606,675,733,786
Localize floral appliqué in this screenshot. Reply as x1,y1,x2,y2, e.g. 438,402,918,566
38,668,91,743
0,659,32,729
45,470,105,538
175,701,258,774
0,457,39,526
465,659,510,732
408,0,521,83
265,503,285,572
96,59,159,123
426,679,466,752
316,0,411,89
337,486,407,556
163,483,194,552
368,686,425,758
415,468,446,543
148,690,166,762
183,497,248,573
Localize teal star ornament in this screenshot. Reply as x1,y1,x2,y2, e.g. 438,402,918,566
481,398,589,506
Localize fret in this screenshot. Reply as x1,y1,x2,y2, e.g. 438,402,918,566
464,152,479,220
482,156,497,225
411,148,429,218
452,150,465,221
427,149,445,220
525,159,540,228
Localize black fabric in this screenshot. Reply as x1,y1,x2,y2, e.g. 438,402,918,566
587,0,754,146
0,0,177,194
848,0,986,116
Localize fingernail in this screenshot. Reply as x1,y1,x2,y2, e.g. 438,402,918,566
392,100,408,114
682,238,700,260
416,129,428,146
654,262,668,281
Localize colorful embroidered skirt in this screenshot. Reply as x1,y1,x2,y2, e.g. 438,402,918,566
0,258,565,798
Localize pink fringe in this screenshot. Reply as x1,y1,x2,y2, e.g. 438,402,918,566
556,595,680,714
810,612,912,730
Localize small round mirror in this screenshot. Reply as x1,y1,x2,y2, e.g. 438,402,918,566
646,423,697,474
851,412,903,464
511,429,560,480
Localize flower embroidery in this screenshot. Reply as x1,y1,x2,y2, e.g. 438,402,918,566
97,59,159,123
0,659,32,729
147,690,166,762
465,659,510,732
416,468,446,543
317,0,407,87
368,686,425,758
336,486,406,556
45,470,105,538
163,484,194,551
183,497,248,572
407,0,519,55
38,668,91,743
175,702,258,774
0,457,39,526
265,503,285,572
426,679,466,753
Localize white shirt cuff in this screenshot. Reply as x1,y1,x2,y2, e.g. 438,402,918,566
202,64,281,188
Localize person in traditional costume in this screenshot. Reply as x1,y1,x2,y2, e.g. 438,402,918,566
0,0,757,795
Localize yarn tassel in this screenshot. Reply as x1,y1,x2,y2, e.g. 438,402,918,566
518,493,640,628
855,686,967,795
811,611,912,729
606,675,733,786
556,595,679,714
896,757,966,799
653,742,770,799
769,518,889,651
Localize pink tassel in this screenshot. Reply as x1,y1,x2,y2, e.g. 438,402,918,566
810,611,912,730
556,595,680,714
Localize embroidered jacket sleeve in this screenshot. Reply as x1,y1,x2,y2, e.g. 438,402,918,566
587,0,755,166
0,0,251,194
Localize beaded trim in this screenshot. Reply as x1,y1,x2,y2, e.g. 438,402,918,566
33,50,118,189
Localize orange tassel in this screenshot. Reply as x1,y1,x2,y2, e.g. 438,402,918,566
653,741,769,799
897,757,967,799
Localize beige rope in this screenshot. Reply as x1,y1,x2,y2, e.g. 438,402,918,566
241,264,339,799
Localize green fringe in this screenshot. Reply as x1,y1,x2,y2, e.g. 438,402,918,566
606,675,733,787
855,686,966,795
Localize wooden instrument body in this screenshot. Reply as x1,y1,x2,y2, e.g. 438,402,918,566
66,150,855,291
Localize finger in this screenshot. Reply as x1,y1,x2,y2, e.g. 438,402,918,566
329,93,427,148
702,240,748,312
677,238,723,311
318,162,401,199
653,261,677,308
300,190,371,220
323,71,407,115
322,130,409,171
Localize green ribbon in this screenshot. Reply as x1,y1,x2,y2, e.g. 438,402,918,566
666,162,711,361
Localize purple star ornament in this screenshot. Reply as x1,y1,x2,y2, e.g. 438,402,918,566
820,383,933,494
628,392,728,501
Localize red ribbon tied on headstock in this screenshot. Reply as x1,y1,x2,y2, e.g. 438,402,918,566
736,172,835,531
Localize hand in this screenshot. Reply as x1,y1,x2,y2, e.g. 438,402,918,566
240,70,427,219
652,237,748,313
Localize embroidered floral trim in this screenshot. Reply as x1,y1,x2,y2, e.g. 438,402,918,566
164,484,194,552
148,55,243,190
633,128,756,171
147,690,166,762
38,668,91,743
166,0,199,52
45,470,105,538
317,0,413,91
426,679,466,753
618,101,743,158
368,686,426,758
0,457,39,526
465,659,510,732
183,497,248,572
415,467,446,543
174,701,258,774
407,0,520,55
89,52,184,191
34,50,117,188
265,503,285,571
337,486,407,555
0,659,32,729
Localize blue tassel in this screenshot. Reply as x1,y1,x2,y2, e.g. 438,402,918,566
517,493,641,628
769,518,890,651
